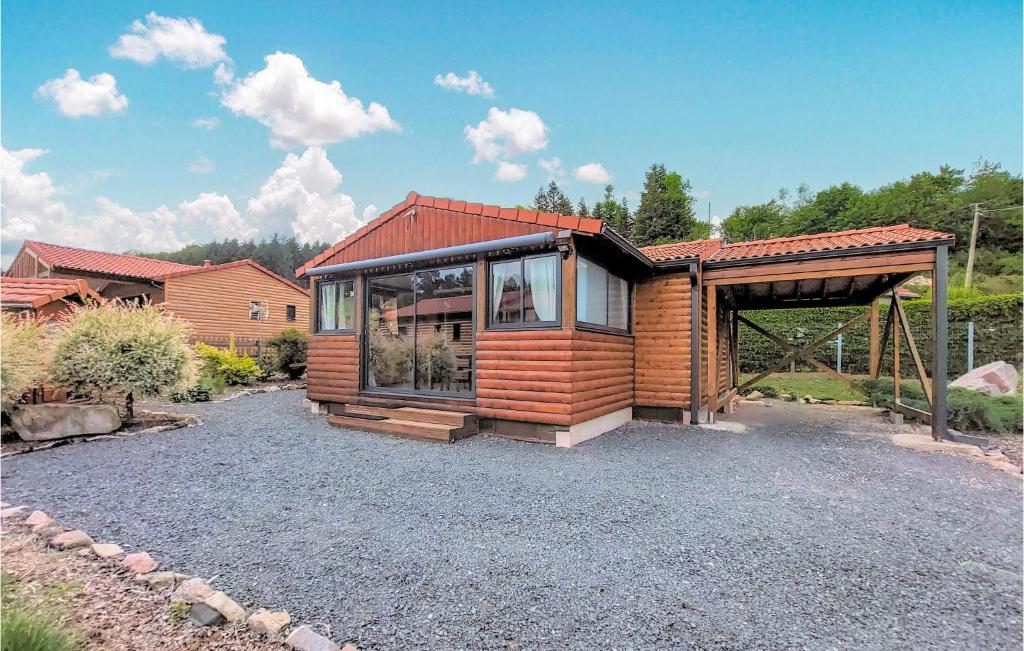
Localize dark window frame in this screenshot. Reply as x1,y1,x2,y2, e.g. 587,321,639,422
360,262,477,398
485,252,562,330
286,305,297,322
315,279,356,334
575,255,632,335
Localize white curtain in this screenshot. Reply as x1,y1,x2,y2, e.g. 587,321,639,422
526,256,557,322
490,261,513,323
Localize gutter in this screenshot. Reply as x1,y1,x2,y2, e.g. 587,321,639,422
304,232,556,277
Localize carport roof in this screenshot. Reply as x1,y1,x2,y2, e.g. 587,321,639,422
706,224,952,263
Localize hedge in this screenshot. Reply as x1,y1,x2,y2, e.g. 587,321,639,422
737,293,1022,378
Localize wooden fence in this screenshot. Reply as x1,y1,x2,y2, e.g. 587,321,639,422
195,336,267,358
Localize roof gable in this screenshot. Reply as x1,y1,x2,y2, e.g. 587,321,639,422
296,191,605,276
157,259,309,295
19,241,197,281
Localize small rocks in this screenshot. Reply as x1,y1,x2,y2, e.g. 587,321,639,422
25,510,54,531
171,577,215,604
201,591,246,623
91,543,124,558
0,505,27,519
50,529,94,550
286,626,340,651
743,390,764,401
36,526,64,539
121,551,158,574
189,602,226,627
248,608,291,638
137,571,190,589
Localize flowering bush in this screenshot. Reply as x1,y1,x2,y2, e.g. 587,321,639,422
49,301,196,420
0,313,49,412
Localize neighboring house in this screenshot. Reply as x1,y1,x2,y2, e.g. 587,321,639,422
0,277,100,321
5,241,309,344
155,259,309,342
296,191,954,446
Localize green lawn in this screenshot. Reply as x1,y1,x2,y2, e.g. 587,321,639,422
738,372,931,402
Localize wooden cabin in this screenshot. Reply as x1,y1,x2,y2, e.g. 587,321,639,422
5,242,309,347
297,191,954,446
0,277,100,321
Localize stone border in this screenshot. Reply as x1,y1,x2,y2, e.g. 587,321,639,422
218,382,306,402
0,502,357,651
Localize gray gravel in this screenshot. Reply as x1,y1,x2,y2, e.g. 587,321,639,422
2,391,1021,650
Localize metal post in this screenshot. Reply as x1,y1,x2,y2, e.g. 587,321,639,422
932,246,949,440
966,321,975,371
836,330,843,374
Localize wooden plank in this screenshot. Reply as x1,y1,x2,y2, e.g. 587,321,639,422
868,299,880,377
893,294,933,405
705,261,935,287
707,287,718,415
703,250,936,282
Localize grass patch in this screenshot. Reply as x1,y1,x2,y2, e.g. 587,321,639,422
740,373,870,402
1,572,81,651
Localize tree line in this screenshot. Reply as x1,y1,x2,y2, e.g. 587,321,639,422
140,235,330,287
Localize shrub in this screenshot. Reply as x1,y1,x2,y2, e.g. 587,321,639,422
194,342,263,386
415,331,456,390
48,302,196,421
1,608,79,651
0,314,49,412
367,326,412,387
859,378,1023,434
267,328,308,379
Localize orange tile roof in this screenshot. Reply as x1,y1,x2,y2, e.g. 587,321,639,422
296,191,606,276
21,241,197,281
640,238,723,262
155,259,309,295
0,277,99,309
707,224,953,262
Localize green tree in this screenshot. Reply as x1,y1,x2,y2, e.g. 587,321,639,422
784,183,864,236
631,164,700,246
720,199,789,242
577,197,590,217
591,185,632,238
532,181,575,216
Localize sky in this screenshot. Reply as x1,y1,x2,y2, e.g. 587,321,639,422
2,1,1021,265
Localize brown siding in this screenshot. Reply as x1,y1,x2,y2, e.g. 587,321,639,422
306,334,359,403
634,273,691,409
163,265,309,341
317,206,556,267
6,248,45,277
699,286,709,407
476,329,574,426
570,329,634,424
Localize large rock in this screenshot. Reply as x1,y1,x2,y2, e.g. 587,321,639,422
11,404,121,441
950,361,1019,396
248,608,291,638
171,578,215,604
91,543,124,558
121,551,158,574
50,530,94,550
286,626,339,651
25,511,52,531
202,591,246,623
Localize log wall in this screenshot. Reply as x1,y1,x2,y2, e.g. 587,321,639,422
570,329,634,424
306,334,359,403
634,273,692,410
163,264,309,341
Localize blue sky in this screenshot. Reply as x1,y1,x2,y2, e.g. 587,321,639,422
2,1,1020,263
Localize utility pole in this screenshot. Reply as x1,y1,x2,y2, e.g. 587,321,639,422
964,203,982,288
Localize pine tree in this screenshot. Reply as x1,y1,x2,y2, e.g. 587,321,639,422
533,181,574,215
631,163,700,246
577,197,590,217
591,185,632,238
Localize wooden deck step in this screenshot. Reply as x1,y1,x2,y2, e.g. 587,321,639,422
328,414,455,443
343,404,469,427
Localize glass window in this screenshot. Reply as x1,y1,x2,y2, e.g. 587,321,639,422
317,280,354,332
286,305,297,321
489,254,560,327
576,256,630,332
249,300,267,321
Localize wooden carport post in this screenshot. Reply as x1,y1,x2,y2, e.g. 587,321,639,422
706,285,718,421
931,246,949,440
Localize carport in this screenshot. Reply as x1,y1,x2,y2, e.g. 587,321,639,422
700,225,954,440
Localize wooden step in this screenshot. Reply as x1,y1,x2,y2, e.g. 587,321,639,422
344,404,469,427
328,414,455,443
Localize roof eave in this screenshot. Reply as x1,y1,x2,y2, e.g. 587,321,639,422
704,237,956,268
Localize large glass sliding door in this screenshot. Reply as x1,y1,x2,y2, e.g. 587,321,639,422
365,264,474,396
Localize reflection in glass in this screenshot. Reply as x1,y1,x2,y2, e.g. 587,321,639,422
366,275,415,390
490,260,522,324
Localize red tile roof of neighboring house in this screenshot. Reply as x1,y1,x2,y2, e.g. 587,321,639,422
20,241,197,281
155,259,309,295
640,239,723,262
706,224,953,262
0,277,100,309
296,191,608,276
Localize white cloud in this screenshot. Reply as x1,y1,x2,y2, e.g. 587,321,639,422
213,63,234,86
0,148,73,246
361,204,379,221
109,12,229,68
178,192,257,240
464,107,548,164
434,70,495,98
77,197,189,252
222,52,399,148
573,162,612,184
192,116,220,130
35,70,128,118
694,189,712,200
494,161,527,182
187,153,215,174
538,157,564,179
246,146,360,244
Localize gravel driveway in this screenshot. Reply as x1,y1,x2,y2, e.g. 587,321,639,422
2,391,1021,650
